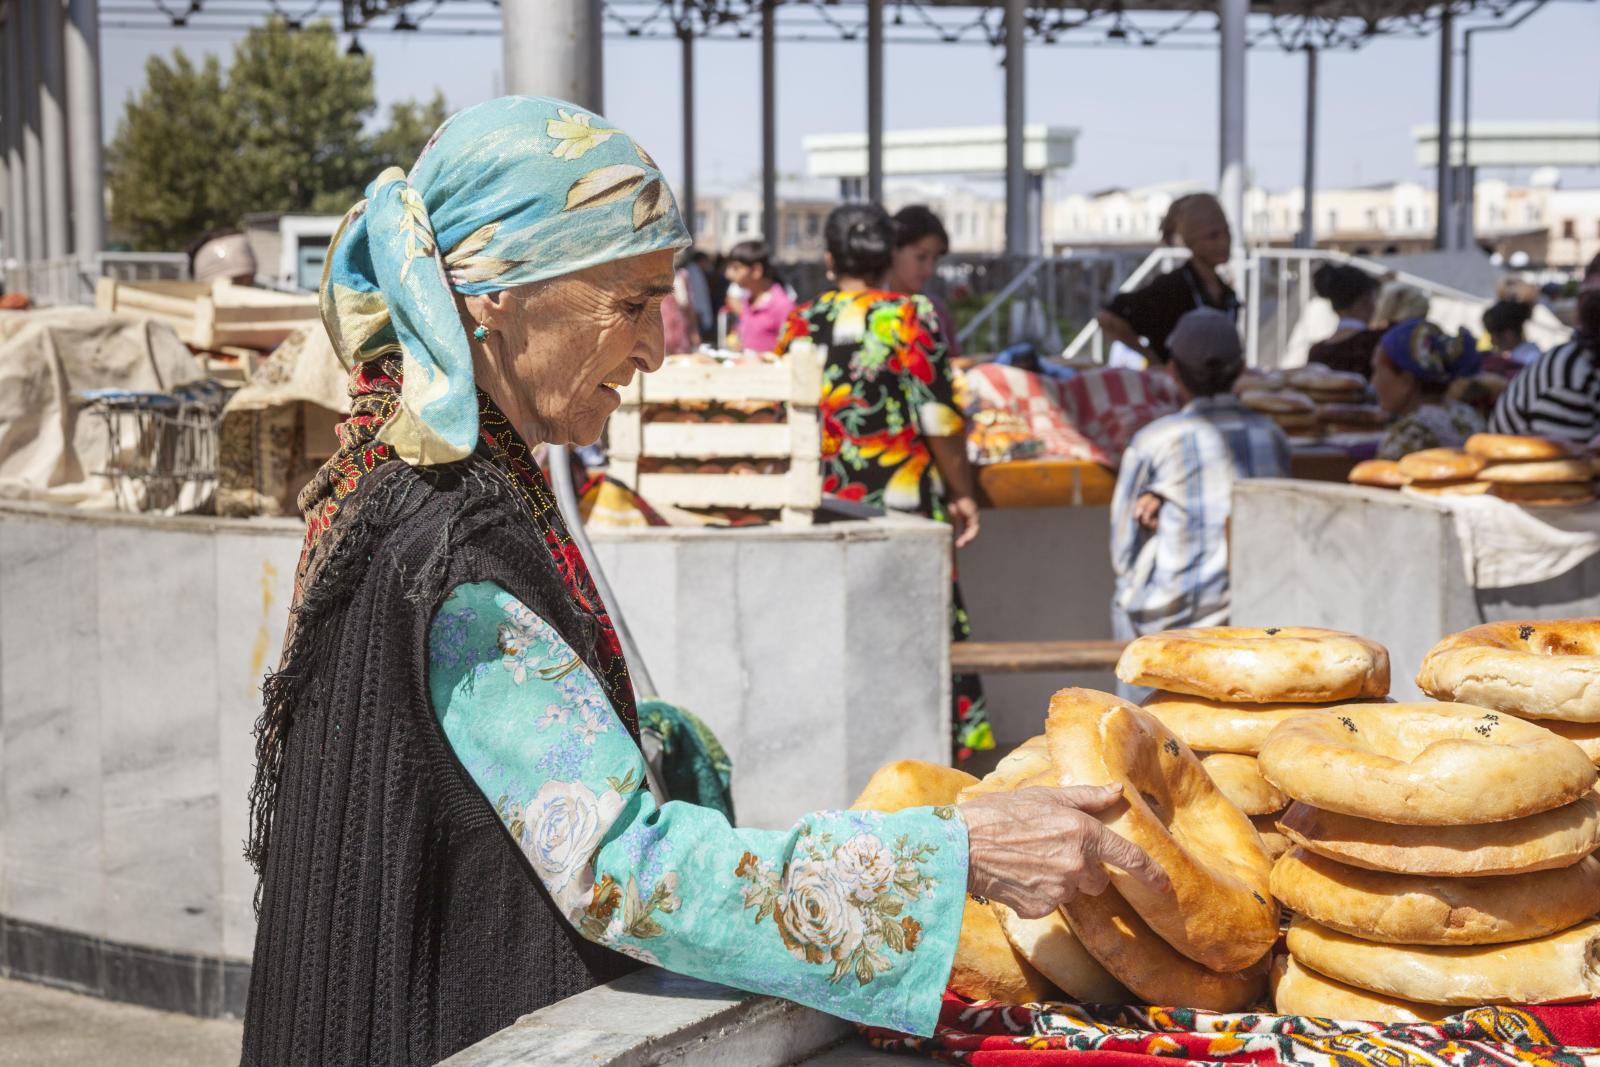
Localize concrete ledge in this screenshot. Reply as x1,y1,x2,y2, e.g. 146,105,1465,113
438,968,853,1067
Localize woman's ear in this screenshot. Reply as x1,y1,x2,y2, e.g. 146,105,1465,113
461,288,513,329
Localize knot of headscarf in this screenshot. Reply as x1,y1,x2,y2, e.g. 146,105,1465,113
320,95,691,466
1379,318,1481,386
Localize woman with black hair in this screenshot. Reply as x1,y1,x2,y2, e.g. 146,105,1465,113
1482,299,1539,373
886,204,962,357
775,203,993,763
1306,263,1381,378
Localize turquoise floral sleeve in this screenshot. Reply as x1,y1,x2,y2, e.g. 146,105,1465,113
427,580,969,1037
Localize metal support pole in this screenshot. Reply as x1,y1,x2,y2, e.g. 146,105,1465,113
866,0,884,205
18,0,43,266
38,0,69,258
1218,0,1247,267
760,0,777,243
66,0,105,271
501,0,603,109
1458,27,1473,251
1298,46,1317,250
1434,8,1453,251
679,25,696,240
1003,0,1026,259
2,10,26,265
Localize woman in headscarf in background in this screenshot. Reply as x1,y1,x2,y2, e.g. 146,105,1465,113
1372,318,1485,460
242,97,1162,1067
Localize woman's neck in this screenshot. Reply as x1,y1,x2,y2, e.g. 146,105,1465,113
1190,259,1225,300
833,275,873,293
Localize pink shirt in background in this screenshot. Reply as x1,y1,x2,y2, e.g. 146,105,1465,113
737,285,795,354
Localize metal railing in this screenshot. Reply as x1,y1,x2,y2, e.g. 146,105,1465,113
4,251,189,305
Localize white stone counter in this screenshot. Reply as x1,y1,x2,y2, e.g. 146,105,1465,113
0,501,951,1012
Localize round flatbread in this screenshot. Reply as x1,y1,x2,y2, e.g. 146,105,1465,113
1116,627,1390,704
1465,433,1574,462
1271,847,1600,946
1270,955,1455,1024
1258,703,1595,824
1199,753,1289,815
1418,620,1600,723
1398,448,1485,482
991,902,1130,1004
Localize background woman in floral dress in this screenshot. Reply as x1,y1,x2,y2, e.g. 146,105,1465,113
775,204,992,764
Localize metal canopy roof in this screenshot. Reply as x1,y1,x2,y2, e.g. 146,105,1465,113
97,0,1563,52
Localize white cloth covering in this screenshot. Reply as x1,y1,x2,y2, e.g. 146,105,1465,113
1400,487,1600,589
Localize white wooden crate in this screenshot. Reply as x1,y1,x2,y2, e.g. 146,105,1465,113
609,344,823,525
95,277,319,351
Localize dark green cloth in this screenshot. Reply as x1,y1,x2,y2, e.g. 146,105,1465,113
637,699,736,824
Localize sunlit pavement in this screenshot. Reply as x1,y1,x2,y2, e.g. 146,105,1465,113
0,977,242,1067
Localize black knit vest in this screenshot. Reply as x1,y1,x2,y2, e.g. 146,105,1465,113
241,459,640,1067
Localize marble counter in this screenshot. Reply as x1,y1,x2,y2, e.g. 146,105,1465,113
1231,479,1600,699
0,501,950,1013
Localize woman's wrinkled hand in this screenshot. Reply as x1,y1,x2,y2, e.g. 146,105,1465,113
948,495,981,548
961,784,1169,920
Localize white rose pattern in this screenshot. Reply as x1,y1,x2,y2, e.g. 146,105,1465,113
521,778,626,920
832,834,896,904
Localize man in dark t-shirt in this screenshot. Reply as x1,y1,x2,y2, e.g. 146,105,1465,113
1098,194,1240,365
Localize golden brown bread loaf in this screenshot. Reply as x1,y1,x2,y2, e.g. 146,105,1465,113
1270,955,1455,1023
1537,719,1600,764
1250,814,1291,860
1406,479,1493,496
1199,753,1290,815
1045,689,1278,973
1270,847,1600,946
1397,448,1485,482
1491,482,1597,507
1275,794,1600,876
1116,627,1390,704
1142,693,1380,755
849,759,978,812
1061,887,1267,1012
1479,458,1594,484
957,736,1053,802
991,903,1130,1004
1285,915,1600,1006
1347,459,1408,489
1417,621,1600,723
1257,703,1596,824
1465,433,1574,462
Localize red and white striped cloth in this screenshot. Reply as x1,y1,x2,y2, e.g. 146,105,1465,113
961,364,1180,467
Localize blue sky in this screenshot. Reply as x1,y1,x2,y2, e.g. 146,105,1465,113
103,3,1600,196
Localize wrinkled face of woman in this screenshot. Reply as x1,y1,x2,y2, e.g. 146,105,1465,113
463,250,676,447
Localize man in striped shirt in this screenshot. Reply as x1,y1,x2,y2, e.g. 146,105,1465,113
1110,309,1290,694
1490,264,1600,444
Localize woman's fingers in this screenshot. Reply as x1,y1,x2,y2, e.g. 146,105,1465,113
1048,783,1125,812
1085,823,1170,895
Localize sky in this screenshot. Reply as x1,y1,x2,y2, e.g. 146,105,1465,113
101,2,1600,200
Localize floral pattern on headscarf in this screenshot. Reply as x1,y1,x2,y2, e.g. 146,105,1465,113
319,96,691,466
1379,318,1482,387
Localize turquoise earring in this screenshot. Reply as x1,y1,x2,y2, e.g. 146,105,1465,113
472,324,489,341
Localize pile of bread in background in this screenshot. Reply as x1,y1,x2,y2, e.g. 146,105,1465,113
1236,367,1386,443
855,618,1600,1022
1349,433,1600,507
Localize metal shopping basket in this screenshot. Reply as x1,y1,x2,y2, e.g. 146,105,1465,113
79,383,226,512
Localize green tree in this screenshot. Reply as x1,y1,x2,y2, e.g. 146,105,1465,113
366,91,450,177
227,19,376,216
107,19,447,251
106,53,240,251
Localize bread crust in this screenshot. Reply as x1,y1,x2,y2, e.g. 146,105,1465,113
1490,481,1597,506
1465,433,1574,462
1348,459,1408,488
1062,887,1267,1011
1418,621,1600,722
1397,448,1485,482
950,897,1059,1005
1045,689,1278,973
1270,847,1600,946
1405,478,1492,496
1285,915,1600,1005
1276,794,1600,876
1479,458,1593,484
1240,389,1315,415
1270,955,1454,1023
1116,627,1390,704
850,759,978,812
1257,702,1596,824
1199,753,1289,815
991,902,1130,1003
1143,693,1382,754
1537,718,1600,764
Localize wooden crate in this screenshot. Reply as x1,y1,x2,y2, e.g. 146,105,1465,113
608,344,823,526
96,277,319,351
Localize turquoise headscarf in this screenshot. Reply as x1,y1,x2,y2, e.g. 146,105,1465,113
320,96,692,466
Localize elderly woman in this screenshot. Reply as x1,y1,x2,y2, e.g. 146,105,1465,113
241,98,1163,1067
1373,318,1485,460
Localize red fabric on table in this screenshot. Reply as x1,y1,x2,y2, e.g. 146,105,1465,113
860,992,1600,1066
961,365,1180,467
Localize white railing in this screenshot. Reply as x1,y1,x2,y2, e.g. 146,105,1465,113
4,251,189,306
1056,244,1562,370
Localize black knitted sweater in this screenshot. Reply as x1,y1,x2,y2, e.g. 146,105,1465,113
240,457,640,1066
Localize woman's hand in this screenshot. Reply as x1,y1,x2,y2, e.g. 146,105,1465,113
948,495,981,548
961,784,1168,920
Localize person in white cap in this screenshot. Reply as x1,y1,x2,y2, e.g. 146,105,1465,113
1108,307,1290,697
188,228,258,286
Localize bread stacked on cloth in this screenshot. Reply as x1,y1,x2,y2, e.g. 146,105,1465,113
872,688,1281,1012
1397,447,1490,497
1238,389,1320,442
1257,700,1600,1023
1466,433,1596,508
1286,367,1385,437
1122,626,1392,860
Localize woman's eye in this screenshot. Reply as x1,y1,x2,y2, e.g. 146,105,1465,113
624,301,647,317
